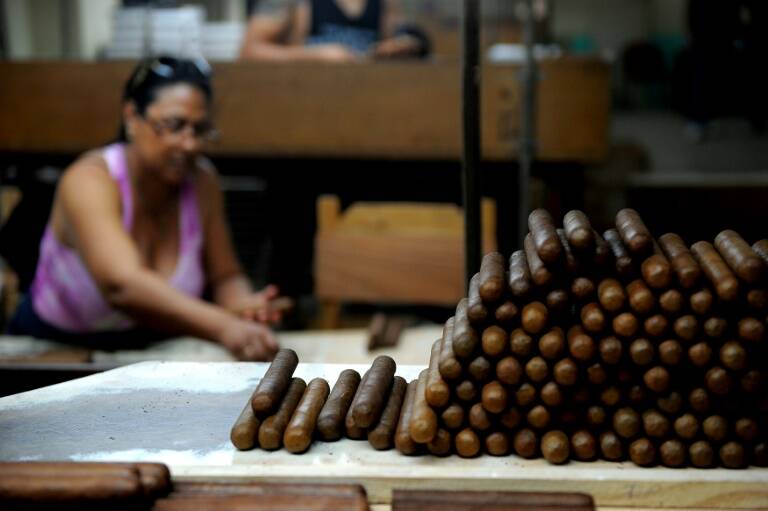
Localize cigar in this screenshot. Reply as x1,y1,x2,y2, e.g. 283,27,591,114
689,288,713,316
478,252,506,303
642,409,670,438
567,326,596,361
689,440,715,468
738,317,764,343
525,233,554,287
741,370,762,393
481,380,507,413
601,386,622,407
705,366,732,395
587,405,606,426
629,338,654,366
258,378,307,450
703,317,727,339
734,418,759,443
641,252,672,289
599,336,623,364
438,317,461,381
0,469,144,505
426,428,452,457
715,230,764,283
604,228,634,277
643,314,668,338
440,403,465,430
540,381,563,407
658,339,683,366
720,441,746,469
643,366,670,393
231,400,261,451
674,413,699,440
494,300,519,326
580,302,605,333
691,241,739,301
563,210,594,251
467,273,488,325
515,383,537,407
571,430,597,461
485,431,510,456
629,438,657,466
513,428,538,458
587,363,607,385
468,402,491,431
753,239,768,266
747,288,768,312
598,278,625,312
659,439,686,468
593,229,611,267
481,325,507,358
525,356,549,383
558,228,581,274
496,356,523,385
657,392,683,415
453,298,478,359
501,407,522,429
284,378,330,454
317,369,361,442
719,340,746,371
600,431,624,461
673,314,698,341
545,288,570,316
508,250,532,298
627,279,655,314
658,288,684,315
510,328,534,357
688,388,711,414
571,277,596,301
521,301,548,335
468,355,492,382
541,430,570,464
251,349,299,415
425,340,450,408
352,355,396,428
616,208,653,255
553,358,578,386
455,428,481,458
527,405,551,429
368,376,408,450
409,370,437,444
529,208,562,264
613,408,640,438
659,233,700,288
702,415,728,442
688,341,712,367
455,379,477,402
394,380,419,455
538,327,565,360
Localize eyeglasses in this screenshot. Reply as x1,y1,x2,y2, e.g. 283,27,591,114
143,115,220,143
128,56,212,98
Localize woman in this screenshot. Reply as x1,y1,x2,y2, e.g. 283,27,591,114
8,56,282,361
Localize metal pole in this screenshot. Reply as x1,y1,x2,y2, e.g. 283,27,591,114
518,0,537,248
462,0,481,292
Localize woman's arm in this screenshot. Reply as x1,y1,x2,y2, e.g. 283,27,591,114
373,0,429,59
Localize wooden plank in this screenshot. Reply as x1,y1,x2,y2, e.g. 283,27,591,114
0,59,609,162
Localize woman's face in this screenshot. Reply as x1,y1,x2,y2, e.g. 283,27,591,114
126,83,213,185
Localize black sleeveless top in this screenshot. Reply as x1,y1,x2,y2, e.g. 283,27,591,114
307,0,381,53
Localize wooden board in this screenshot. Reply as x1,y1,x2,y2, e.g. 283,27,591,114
0,59,609,162
0,362,765,510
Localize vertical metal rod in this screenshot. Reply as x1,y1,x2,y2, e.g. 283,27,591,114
518,0,537,248
462,0,481,292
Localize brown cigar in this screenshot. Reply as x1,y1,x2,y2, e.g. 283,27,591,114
627,279,655,314
426,428,452,457
231,400,261,451
508,250,532,298
734,418,759,443
688,341,712,367
741,370,762,393
600,431,624,461
368,376,408,450
691,241,739,301
455,428,481,458
453,298,478,358
689,440,715,468
747,288,768,312
642,409,670,438
529,208,562,264
258,378,306,450
284,378,330,454
601,386,622,407
468,355,492,382
567,326,596,362
658,339,683,366
510,328,534,357
251,348,299,415
659,233,700,288
409,369,437,444
468,402,491,431
558,228,581,274
352,355,396,428
593,228,611,267
587,363,607,385
643,366,670,393
481,325,507,358
546,288,570,316
538,327,565,360
705,366,732,395
426,340,450,408
571,430,597,461
629,438,657,467
753,239,768,265
501,407,522,429
541,430,570,464
703,317,727,339
438,317,461,381
527,405,551,429
496,356,523,385
604,228,634,277
738,317,764,343
644,314,668,338
553,358,578,386
522,301,548,335
720,340,746,371
394,380,419,455
659,439,685,468
641,252,672,289
702,415,728,442
317,369,361,442
613,408,640,438
481,380,508,413
571,277,596,301
674,413,699,440
485,431,510,456
467,273,488,324
616,208,653,255
540,381,563,407
564,210,594,251
455,379,477,402
525,233,554,287
513,429,538,458
599,336,623,364
598,278,625,312
659,288,684,315
494,300,519,326
580,302,605,333
720,441,746,469
0,468,144,504
629,338,654,366
715,230,764,283
441,403,465,430
525,356,549,383
587,405,606,426
479,251,506,303
673,315,698,341
515,383,537,407
689,388,711,414
689,288,713,316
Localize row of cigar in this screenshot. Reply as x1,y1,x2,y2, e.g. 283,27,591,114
0,461,369,510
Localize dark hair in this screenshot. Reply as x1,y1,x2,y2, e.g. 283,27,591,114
117,55,213,141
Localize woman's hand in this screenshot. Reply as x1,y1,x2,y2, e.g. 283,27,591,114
234,284,294,324
371,35,422,59
218,318,279,361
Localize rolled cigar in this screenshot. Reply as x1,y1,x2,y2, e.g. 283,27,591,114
587,363,607,385
703,317,727,339
352,355,396,428
409,369,437,444
522,301,548,335
453,298,478,359
527,405,551,429
616,208,653,255
715,230,764,283
720,442,746,469
659,439,686,468
738,317,764,343
467,273,488,324
688,388,711,414
658,339,683,366
659,233,700,288
368,376,408,450
478,251,505,303
643,366,670,393
468,402,491,431
455,379,477,402
571,277,596,302
426,428,452,457
627,279,655,314
494,300,519,326
515,383,537,406
540,381,563,407
601,386,622,407
251,349,299,415
345,402,367,440
501,407,522,429
438,317,461,381
128,463,171,499
525,233,554,287
690,440,715,468
705,366,732,395
599,336,623,364
755,443,768,467
630,338,654,366
0,470,143,504
747,288,768,312
630,438,657,467
691,241,739,301
541,430,570,464
674,413,699,440
702,415,728,442
593,228,611,267
642,410,670,438
689,288,713,316
284,378,330,454
564,210,594,251
259,378,307,450
426,340,450,408
641,253,672,289
455,428,481,458
604,228,634,277
688,342,712,367
627,384,646,405
600,431,624,461
441,403,465,430
719,340,746,371
513,429,538,458
508,250,532,298
529,208,562,264
558,228,581,274
587,405,606,426
510,328,534,357
485,431,510,456
481,325,507,358
598,278,625,312
525,356,549,383
735,418,759,443
481,380,508,413
571,430,597,461
394,380,419,455
644,314,668,338
613,408,640,438
317,369,361,442
546,288,570,316
741,370,762,393
231,400,261,450
568,326,596,361
496,356,522,385
657,392,683,415
612,312,639,338
468,355,492,382
553,358,578,386
659,289,684,315
673,315,698,342
753,239,768,265
580,302,605,333
538,327,565,360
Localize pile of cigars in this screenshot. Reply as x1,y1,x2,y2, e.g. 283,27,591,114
232,208,768,468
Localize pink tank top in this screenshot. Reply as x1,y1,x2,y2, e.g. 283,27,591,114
30,143,205,332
